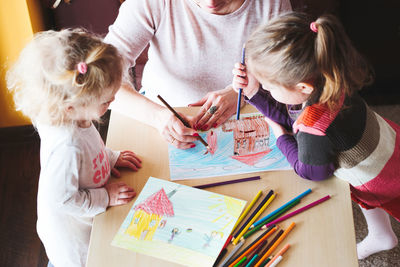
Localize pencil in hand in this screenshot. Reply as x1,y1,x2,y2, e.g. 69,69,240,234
236,44,246,120
157,95,209,149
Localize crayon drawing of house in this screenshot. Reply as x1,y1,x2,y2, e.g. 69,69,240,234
222,115,271,165
125,188,175,240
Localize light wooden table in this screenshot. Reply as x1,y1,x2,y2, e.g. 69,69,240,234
87,106,358,267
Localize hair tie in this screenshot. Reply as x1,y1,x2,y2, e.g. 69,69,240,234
77,62,87,74
310,22,318,33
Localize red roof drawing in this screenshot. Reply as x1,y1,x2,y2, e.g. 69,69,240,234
134,188,174,216
231,150,271,165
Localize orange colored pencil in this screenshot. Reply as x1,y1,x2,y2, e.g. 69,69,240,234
254,222,295,267
228,226,278,267
265,244,290,267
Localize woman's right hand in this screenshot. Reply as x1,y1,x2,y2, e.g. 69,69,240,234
232,63,260,99
157,108,200,149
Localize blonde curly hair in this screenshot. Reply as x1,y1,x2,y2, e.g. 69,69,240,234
7,28,123,126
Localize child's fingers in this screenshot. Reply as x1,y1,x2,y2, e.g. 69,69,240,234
121,151,142,163
232,67,246,77
116,198,132,205
124,156,142,168
118,183,134,192
233,75,248,85
120,160,140,171
111,167,121,177
118,191,136,199
234,62,245,70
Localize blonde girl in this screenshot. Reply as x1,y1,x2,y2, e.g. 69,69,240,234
233,12,399,260
7,29,142,267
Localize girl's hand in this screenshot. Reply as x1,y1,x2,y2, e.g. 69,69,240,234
264,117,290,138
232,63,260,99
111,150,142,177
189,86,242,131
105,182,136,206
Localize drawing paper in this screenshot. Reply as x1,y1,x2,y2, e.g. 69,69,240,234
112,177,246,267
168,113,291,180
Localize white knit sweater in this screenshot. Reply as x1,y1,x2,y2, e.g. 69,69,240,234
105,0,291,106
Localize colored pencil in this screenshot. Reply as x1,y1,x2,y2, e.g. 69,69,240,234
245,254,259,267
219,240,245,267
251,189,312,228
230,189,263,234
213,248,228,267
232,193,276,245
228,226,277,267
262,195,331,229
268,256,283,267
222,235,232,251
224,225,276,267
241,240,267,267
243,199,299,240
236,45,246,120
242,232,273,266
254,222,295,267
256,230,284,260
157,94,209,149
265,244,290,267
194,176,261,189
234,256,247,267
233,190,274,240
260,257,272,267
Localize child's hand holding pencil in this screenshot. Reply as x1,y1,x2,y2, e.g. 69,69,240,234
232,63,260,100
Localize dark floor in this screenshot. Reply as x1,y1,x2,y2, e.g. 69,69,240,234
0,111,110,267
0,129,47,267
0,108,399,267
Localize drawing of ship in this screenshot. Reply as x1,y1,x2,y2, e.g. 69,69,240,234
222,115,271,166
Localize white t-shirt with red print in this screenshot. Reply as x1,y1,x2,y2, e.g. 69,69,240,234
36,123,119,267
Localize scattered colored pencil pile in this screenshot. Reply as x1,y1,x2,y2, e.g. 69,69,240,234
212,188,331,267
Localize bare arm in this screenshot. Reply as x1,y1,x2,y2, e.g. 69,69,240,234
112,84,199,149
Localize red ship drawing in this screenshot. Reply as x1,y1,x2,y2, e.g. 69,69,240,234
222,115,271,166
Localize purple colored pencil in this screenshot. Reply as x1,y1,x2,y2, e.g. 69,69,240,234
194,176,260,189
262,195,331,229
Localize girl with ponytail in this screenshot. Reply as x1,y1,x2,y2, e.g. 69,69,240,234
7,29,142,267
232,12,399,260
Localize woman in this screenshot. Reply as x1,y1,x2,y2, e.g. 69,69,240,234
105,0,291,149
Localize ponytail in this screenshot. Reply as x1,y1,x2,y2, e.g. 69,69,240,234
314,15,374,109
246,12,374,110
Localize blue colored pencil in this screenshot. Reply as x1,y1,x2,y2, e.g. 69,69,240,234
245,254,259,267
236,45,246,120
251,189,312,228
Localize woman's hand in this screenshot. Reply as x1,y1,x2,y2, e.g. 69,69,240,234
111,150,142,177
264,117,290,138
105,182,136,206
189,86,241,131
157,108,200,149
232,63,260,99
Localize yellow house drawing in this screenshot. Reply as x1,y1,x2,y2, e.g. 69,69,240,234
126,188,175,240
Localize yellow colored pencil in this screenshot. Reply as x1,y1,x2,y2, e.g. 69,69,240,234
232,193,276,245
254,222,295,267
231,190,263,235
